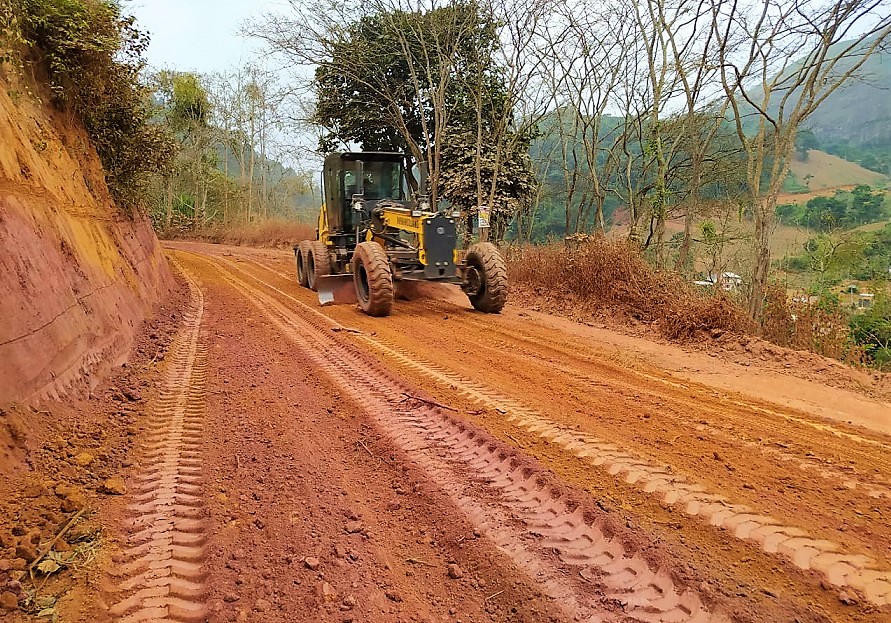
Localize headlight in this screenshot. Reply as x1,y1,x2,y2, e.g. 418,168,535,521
411,210,422,217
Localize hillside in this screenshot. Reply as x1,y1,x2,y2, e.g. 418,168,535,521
789,149,889,191
792,38,891,174
801,42,891,158
0,67,173,405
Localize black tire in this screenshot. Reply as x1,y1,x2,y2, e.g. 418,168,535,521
307,241,331,291
464,242,508,313
295,241,310,287
352,241,394,317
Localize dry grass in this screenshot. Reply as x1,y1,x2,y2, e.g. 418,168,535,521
761,284,858,361
161,219,317,249
505,238,751,341
787,150,888,191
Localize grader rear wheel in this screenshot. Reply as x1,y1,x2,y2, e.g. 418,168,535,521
295,241,311,288
307,241,331,292
352,241,394,317
464,242,508,313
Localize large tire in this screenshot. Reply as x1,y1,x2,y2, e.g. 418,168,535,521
295,241,310,287
352,241,394,317
307,241,332,291
464,242,508,313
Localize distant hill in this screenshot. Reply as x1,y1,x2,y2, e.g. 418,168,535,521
794,38,891,175
801,43,890,147
789,150,888,191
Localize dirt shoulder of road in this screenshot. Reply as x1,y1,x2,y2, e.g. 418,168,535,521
505,283,891,435
0,273,190,620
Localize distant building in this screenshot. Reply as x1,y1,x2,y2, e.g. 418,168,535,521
701,272,743,291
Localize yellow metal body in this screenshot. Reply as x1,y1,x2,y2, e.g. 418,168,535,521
318,203,331,246
316,203,460,268
367,206,460,266
366,207,430,266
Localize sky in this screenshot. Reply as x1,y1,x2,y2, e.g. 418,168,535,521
126,0,288,73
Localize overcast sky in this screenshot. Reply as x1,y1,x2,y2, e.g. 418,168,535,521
126,0,287,73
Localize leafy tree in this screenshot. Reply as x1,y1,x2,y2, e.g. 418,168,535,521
153,71,216,228
4,0,174,212
250,0,539,240
439,126,538,241
850,185,886,225
850,296,891,369
803,196,847,231
795,129,819,161
775,202,801,225
300,1,504,197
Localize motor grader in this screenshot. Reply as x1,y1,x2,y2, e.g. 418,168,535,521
294,151,507,317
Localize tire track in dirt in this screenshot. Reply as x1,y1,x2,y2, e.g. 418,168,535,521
351,334,891,607
207,255,891,608
184,250,729,623
105,260,208,623
465,336,891,499
229,248,891,456
415,297,891,457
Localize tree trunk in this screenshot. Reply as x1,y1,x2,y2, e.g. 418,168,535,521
674,207,695,274
748,199,775,321
654,213,666,268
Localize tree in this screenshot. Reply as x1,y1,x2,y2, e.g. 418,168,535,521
850,184,885,224
795,129,819,161
540,1,632,237
711,0,891,320
152,71,217,229
250,0,539,241
439,127,538,240
251,1,495,198
850,295,891,369
803,195,847,231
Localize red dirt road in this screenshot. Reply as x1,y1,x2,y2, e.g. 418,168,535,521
4,240,890,623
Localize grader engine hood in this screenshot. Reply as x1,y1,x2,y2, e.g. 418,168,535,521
421,213,457,279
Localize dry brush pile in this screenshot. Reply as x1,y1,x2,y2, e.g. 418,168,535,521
161,219,317,249
505,238,751,341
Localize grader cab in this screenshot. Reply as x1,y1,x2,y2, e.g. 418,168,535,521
294,152,507,317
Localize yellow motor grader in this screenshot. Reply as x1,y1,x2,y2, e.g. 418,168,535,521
294,152,508,317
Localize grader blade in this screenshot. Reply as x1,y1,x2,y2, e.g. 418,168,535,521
317,274,357,306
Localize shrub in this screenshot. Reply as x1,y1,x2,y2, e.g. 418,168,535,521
162,219,318,250
850,297,891,370
762,284,853,360
3,0,174,213
505,238,750,340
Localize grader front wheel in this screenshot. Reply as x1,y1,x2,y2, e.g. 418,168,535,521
352,241,394,317
307,241,331,292
464,242,508,313
295,241,311,287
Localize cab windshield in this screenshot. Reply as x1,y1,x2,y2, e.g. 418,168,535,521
361,159,405,200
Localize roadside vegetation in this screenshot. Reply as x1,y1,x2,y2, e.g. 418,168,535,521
170,219,317,250
0,0,173,212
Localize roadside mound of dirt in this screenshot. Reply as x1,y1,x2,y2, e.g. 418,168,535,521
0,66,173,407
510,282,890,401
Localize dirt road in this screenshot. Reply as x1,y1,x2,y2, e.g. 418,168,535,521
28,240,888,623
